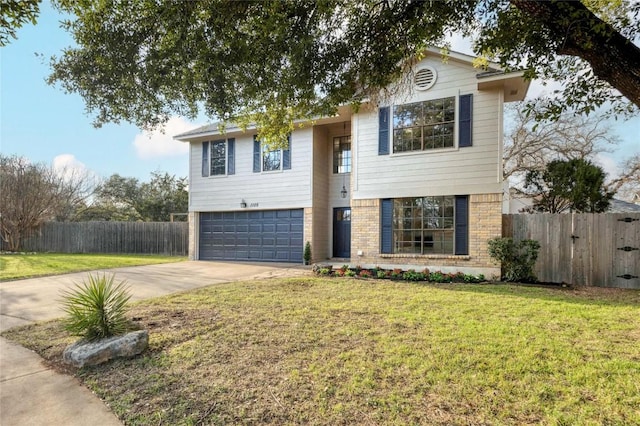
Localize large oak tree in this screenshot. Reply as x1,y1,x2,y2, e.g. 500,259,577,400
47,0,640,144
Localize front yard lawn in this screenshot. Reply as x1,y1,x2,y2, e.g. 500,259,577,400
0,253,186,281
4,278,640,425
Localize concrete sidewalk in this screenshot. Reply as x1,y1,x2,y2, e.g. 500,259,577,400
0,261,309,426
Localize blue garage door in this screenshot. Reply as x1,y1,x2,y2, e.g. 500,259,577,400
199,209,304,262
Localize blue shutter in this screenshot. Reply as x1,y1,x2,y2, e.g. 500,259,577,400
455,195,469,255
253,136,261,173
227,138,235,175
378,107,390,155
283,134,291,170
201,141,209,177
381,199,393,253
459,94,473,148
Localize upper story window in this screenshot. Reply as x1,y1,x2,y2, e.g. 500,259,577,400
393,97,455,153
262,145,282,171
253,135,291,173
202,138,234,177
333,135,351,174
210,140,226,175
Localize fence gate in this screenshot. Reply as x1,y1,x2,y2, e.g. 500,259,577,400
504,213,640,289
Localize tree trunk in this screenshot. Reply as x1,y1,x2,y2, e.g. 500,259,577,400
511,0,640,107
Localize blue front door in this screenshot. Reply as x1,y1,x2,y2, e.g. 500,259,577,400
333,208,351,258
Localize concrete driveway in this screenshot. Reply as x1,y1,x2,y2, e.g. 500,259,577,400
0,260,309,426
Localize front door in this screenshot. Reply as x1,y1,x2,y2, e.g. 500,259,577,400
333,207,351,258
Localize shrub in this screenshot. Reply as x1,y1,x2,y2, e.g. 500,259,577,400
376,269,387,279
345,269,357,277
359,269,373,278
60,273,132,341
488,237,540,283
303,242,312,265
402,269,426,281
390,268,404,279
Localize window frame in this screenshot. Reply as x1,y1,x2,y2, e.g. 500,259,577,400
392,96,456,154
391,196,456,255
261,144,283,172
333,135,352,174
208,139,227,176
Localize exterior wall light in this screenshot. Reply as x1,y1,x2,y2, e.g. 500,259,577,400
240,200,247,208
341,185,347,199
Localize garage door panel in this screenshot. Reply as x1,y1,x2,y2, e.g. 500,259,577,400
200,209,303,262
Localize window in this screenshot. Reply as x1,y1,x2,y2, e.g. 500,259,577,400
253,135,291,172
393,97,455,153
262,145,282,171
333,136,351,173
210,140,226,175
392,196,455,254
202,138,234,177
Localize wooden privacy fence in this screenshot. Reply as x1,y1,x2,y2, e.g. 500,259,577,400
503,213,640,289
16,221,188,256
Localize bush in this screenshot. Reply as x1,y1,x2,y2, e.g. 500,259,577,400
60,273,132,340
488,237,540,283
303,242,312,265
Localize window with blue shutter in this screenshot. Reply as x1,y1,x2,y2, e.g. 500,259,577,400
459,94,473,148
227,138,235,175
378,107,389,155
201,141,209,177
253,136,261,173
380,199,393,253
454,195,469,255
283,134,291,170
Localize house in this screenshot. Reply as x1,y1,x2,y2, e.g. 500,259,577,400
174,48,530,277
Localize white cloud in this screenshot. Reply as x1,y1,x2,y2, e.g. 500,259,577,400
52,154,90,179
133,116,196,160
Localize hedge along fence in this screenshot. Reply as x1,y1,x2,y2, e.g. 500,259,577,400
7,221,188,256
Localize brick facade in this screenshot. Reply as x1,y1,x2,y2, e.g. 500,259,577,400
349,193,502,277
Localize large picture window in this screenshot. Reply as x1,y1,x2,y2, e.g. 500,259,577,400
393,97,455,153
392,196,455,254
333,136,351,173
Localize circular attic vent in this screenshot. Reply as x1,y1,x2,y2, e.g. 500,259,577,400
415,67,437,90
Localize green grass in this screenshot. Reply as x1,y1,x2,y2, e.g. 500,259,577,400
0,253,185,281
4,278,640,425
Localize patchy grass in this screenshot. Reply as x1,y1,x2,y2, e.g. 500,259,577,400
4,278,640,425
0,253,185,281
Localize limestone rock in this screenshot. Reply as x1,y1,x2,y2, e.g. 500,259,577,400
63,330,149,368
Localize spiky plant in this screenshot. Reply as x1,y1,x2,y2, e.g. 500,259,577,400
60,273,132,340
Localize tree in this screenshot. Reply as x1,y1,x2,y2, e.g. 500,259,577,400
0,0,40,46
137,172,189,222
504,101,640,201
0,154,93,251
82,172,188,222
47,0,639,145
524,159,613,213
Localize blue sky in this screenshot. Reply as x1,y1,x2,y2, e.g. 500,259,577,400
1,2,638,183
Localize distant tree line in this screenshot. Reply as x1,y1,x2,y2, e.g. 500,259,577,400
0,154,187,251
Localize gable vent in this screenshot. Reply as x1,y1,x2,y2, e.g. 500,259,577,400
415,67,437,90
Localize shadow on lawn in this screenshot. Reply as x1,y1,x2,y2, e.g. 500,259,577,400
428,280,640,308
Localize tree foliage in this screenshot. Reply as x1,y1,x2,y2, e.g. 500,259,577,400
0,0,40,46
0,154,93,251
81,172,188,222
504,101,640,202
47,0,640,145
524,159,613,213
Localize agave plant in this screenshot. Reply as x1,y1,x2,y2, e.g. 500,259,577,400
60,273,132,340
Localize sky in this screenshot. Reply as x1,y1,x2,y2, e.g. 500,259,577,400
1,2,639,184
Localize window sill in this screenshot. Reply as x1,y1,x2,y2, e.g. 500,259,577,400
380,253,470,260
390,146,458,157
